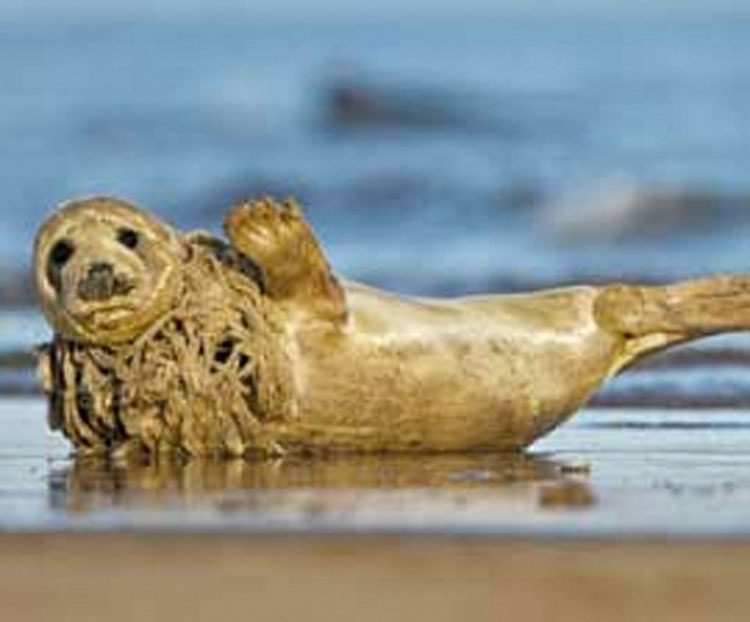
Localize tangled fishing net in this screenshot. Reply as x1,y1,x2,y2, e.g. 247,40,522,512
38,242,296,457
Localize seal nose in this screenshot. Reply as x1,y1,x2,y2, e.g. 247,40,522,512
89,262,113,278
78,262,119,302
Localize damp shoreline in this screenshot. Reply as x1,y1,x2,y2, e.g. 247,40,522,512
4,533,750,622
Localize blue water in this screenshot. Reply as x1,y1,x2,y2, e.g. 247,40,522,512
2,14,750,294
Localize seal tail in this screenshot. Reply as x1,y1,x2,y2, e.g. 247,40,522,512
595,275,750,340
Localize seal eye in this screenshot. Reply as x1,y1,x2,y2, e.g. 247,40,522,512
46,240,75,293
117,228,140,250
49,240,74,268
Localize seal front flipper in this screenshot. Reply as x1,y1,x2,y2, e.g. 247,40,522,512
223,198,348,324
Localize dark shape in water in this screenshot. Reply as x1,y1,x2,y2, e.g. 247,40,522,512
321,76,504,134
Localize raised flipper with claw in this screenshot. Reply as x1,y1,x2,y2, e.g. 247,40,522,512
224,198,348,324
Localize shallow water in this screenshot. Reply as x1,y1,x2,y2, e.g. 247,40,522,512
2,396,750,535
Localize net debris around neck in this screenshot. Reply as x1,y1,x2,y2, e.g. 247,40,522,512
40,244,296,457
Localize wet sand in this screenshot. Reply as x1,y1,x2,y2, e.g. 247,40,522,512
4,533,750,622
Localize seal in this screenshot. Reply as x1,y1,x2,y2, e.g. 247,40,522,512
34,195,750,456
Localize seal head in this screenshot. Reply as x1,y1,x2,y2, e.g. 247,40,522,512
34,196,185,345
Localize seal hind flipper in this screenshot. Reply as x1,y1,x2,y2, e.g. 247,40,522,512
595,275,750,370
596,275,750,339
223,197,348,324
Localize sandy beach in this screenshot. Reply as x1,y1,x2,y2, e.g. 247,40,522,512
3,533,749,622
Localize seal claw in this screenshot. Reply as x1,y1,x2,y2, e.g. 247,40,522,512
224,197,348,324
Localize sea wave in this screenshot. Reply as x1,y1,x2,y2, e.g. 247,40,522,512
540,178,750,240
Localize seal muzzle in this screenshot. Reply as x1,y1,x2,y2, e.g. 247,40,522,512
77,262,134,302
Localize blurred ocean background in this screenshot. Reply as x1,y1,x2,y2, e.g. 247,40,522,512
2,1,750,532
2,5,750,299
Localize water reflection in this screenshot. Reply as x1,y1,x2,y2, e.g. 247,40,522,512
48,452,595,519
